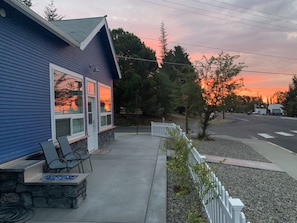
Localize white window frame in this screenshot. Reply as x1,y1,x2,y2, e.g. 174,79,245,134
98,83,112,131
86,77,98,131
50,63,85,140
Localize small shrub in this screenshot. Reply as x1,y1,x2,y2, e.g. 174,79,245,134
165,128,192,195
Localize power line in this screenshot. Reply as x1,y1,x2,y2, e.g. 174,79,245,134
190,0,297,29
140,1,297,61
116,55,295,76
140,36,297,62
241,69,294,76
143,0,296,32
207,0,296,23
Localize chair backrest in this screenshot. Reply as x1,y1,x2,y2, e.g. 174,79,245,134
40,141,60,164
57,136,73,156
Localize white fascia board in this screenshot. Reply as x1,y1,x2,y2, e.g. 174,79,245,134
103,18,122,79
79,17,106,50
80,17,121,79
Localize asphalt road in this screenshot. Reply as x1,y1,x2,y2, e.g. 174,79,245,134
115,113,297,153
209,113,297,153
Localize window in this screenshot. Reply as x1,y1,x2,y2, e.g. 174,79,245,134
99,84,112,129
87,82,95,96
51,65,85,139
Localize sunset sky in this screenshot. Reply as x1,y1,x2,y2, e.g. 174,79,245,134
31,0,297,101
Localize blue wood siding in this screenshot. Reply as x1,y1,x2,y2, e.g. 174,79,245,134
0,2,115,163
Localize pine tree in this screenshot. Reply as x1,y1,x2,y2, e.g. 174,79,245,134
159,21,168,61
19,0,32,7
44,0,64,21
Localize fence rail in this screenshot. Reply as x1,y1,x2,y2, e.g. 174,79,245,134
151,122,250,223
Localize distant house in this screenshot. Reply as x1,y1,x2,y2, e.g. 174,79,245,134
0,0,121,164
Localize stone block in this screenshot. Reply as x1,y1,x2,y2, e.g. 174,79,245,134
0,172,18,181
16,183,29,193
45,185,62,197
0,192,20,204
31,186,47,197
21,192,33,207
48,197,72,208
63,186,78,198
33,197,48,208
0,180,17,192
72,194,84,209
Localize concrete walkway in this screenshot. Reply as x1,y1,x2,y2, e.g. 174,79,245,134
28,133,166,223
213,135,297,180
204,154,283,172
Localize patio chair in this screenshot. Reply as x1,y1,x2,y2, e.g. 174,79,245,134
40,140,81,173
57,136,93,172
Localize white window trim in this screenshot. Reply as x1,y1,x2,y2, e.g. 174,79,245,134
86,77,98,134
98,83,113,131
50,63,86,141
86,78,97,97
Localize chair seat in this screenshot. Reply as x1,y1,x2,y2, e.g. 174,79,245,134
40,140,81,173
57,136,93,172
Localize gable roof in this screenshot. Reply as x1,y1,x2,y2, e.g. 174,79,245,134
3,0,121,79
50,17,106,50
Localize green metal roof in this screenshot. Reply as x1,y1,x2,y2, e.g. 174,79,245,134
50,17,106,48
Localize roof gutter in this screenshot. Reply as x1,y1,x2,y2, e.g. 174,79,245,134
4,0,80,48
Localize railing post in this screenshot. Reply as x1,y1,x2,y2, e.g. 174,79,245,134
151,122,154,136
229,198,244,223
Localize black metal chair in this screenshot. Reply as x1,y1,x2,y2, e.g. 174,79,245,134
40,140,81,173
57,136,93,172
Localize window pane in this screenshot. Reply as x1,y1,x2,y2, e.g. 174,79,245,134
56,119,70,137
99,85,111,112
107,115,112,125
54,70,83,114
87,82,95,95
101,116,107,127
73,118,84,134
88,114,93,124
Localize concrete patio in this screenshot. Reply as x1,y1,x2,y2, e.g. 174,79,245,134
27,133,166,223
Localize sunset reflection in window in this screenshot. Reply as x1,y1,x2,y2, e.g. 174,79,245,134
99,85,111,112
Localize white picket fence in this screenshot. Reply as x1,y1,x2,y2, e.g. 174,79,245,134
151,122,251,223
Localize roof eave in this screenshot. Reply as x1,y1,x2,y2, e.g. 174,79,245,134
103,19,122,79
4,0,80,48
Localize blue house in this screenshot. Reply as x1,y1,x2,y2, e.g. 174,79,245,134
0,0,121,165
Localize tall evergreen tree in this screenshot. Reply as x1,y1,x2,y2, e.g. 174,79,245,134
159,21,168,61
111,28,159,115
44,0,64,21
160,45,202,133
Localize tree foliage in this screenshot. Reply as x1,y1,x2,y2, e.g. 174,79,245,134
196,52,245,138
111,28,161,115
19,0,32,7
44,0,64,21
159,21,168,60
283,75,297,116
161,46,200,108
271,91,286,104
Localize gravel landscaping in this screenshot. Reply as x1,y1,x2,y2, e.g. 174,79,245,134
167,137,297,223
